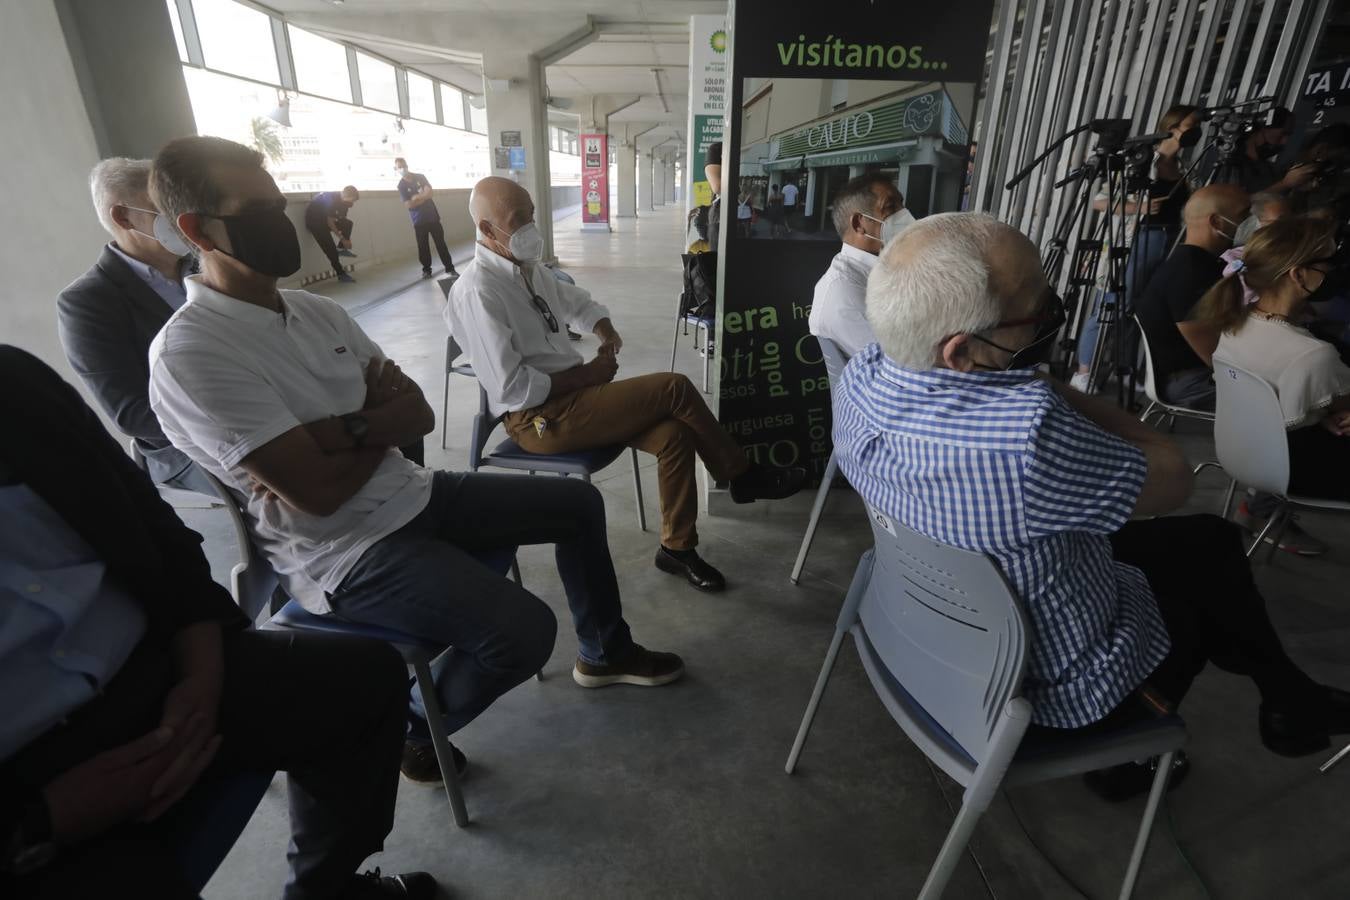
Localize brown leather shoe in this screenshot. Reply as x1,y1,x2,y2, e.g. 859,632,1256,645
572,644,685,688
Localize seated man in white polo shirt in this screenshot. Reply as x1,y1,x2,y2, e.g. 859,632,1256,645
446,176,807,594
808,172,911,357
146,137,683,785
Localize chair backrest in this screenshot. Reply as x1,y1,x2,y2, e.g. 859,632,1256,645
445,334,500,468
1211,354,1291,497
1132,314,1162,404
817,335,851,390
857,504,1030,770
201,471,280,622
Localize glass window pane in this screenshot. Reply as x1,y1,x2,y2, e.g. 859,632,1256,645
192,0,279,84
356,52,398,113
165,0,189,63
408,71,436,122
288,25,351,103
440,83,465,129
468,100,487,134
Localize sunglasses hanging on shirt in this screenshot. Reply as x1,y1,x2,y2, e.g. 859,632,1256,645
530,293,559,333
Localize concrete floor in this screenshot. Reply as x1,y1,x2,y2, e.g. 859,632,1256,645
198,206,1350,899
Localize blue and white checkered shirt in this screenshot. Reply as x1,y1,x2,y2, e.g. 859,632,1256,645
833,344,1170,728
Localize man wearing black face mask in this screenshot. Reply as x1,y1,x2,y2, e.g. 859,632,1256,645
1236,107,1318,196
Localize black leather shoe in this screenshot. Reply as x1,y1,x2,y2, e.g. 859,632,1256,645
342,868,437,900
1083,751,1190,802
654,547,726,592
1261,686,1350,757
729,463,808,504
401,739,467,783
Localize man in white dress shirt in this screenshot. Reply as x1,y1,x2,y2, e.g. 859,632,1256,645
446,177,806,593
146,137,684,788
808,173,908,357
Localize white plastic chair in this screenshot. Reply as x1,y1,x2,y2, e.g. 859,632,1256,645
1134,314,1215,427
1210,356,1350,559
786,507,1186,899
789,336,851,584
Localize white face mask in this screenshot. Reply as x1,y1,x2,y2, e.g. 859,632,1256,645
394,167,408,178
125,205,192,256
861,208,916,249
497,221,543,263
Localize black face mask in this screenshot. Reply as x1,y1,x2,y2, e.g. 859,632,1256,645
971,293,1067,371
1255,140,1283,161
209,206,302,277
1306,267,1349,304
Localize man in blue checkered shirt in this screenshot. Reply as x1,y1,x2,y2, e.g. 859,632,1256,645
834,212,1350,778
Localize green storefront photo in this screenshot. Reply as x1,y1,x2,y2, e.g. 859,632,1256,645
735,79,974,241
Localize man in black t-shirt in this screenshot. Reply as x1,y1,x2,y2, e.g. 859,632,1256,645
393,157,457,279
303,186,358,283
1135,183,1249,409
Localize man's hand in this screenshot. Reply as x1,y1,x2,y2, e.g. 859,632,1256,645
1278,162,1318,192
1323,410,1350,436
587,352,618,385
141,674,224,821
1147,196,1166,216
43,727,179,844
365,359,411,409
595,318,623,358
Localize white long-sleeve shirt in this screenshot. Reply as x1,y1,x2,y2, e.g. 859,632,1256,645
445,243,611,417
808,242,879,357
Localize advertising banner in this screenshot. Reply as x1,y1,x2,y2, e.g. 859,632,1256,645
581,133,609,230
686,14,728,212
715,0,995,486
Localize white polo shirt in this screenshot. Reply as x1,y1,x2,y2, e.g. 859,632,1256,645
782,182,798,208
445,243,610,417
808,242,879,357
148,277,434,613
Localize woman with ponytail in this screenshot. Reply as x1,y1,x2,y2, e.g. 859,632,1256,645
1195,217,1350,499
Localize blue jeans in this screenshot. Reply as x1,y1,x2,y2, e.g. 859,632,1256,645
1077,225,1175,368
328,470,635,737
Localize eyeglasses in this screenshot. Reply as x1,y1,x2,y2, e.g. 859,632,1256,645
986,291,1067,332
530,293,559,333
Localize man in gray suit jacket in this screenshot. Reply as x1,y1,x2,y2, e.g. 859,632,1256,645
57,158,211,493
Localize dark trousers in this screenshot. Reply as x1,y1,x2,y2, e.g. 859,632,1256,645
306,217,353,275
414,220,454,273
1288,424,1350,500
8,630,407,900
329,471,632,738
1040,515,1315,737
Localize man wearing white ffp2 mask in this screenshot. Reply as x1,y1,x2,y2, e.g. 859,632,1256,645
446,176,807,598
808,172,909,357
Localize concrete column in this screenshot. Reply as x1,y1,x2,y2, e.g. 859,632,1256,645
616,141,637,218
481,51,554,261
665,160,677,204
654,160,667,206
638,149,654,212
56,0,195,158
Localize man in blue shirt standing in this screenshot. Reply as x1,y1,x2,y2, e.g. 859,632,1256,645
303,186,359,284
394,158,457,280
834,211,1350,793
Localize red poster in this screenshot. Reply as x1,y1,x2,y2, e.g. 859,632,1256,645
581,133,609,229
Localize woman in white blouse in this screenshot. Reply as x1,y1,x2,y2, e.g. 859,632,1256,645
1195,217,1350,498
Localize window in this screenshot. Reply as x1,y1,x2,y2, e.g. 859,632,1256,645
289,25,351,103
356,52,399,114
165,0,189,63
440,83,466,129
468,100,487,134
191,0,279,84
407,71,436,122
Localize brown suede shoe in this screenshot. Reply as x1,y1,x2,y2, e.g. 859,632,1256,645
572,645,685,688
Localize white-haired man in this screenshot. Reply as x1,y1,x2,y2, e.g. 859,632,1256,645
57,158,208,493
446,176,806,593
835,211,1350,796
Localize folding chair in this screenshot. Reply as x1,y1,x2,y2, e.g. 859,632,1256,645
1207,356,1350,560
445,335,647,531
669,294,714,393
1135,314,1215,428
786,507,1187,899
203,470,523,828
789,335,851,584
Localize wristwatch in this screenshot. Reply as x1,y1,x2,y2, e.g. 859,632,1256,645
2,797,55,875
339,413,369,448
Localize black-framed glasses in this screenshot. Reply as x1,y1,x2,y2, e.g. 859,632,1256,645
530,293,559,333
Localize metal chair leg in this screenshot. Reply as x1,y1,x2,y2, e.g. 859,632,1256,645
1117,750,1174,899
441,370,450,450
790,452,838,584
411,657,468,827
1138,401,1158,424
1221,479,1237,520
629,448,647,532
701,322,711,393
670,314,683,372
1246,504,1287,559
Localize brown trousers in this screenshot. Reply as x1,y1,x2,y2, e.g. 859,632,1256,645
505,372,748,550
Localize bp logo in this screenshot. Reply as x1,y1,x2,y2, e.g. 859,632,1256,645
710,30,727,53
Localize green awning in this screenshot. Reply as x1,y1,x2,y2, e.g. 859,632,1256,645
762,155,804,172
804,140,918,169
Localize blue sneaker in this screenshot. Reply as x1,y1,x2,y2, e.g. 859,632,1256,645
338,248,357,258
337,272,357,283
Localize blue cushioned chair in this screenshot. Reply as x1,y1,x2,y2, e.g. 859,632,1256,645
786,505,1187,899
789,336,850,585
204,471,526,828
668,294,714,393
443,335,647,532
